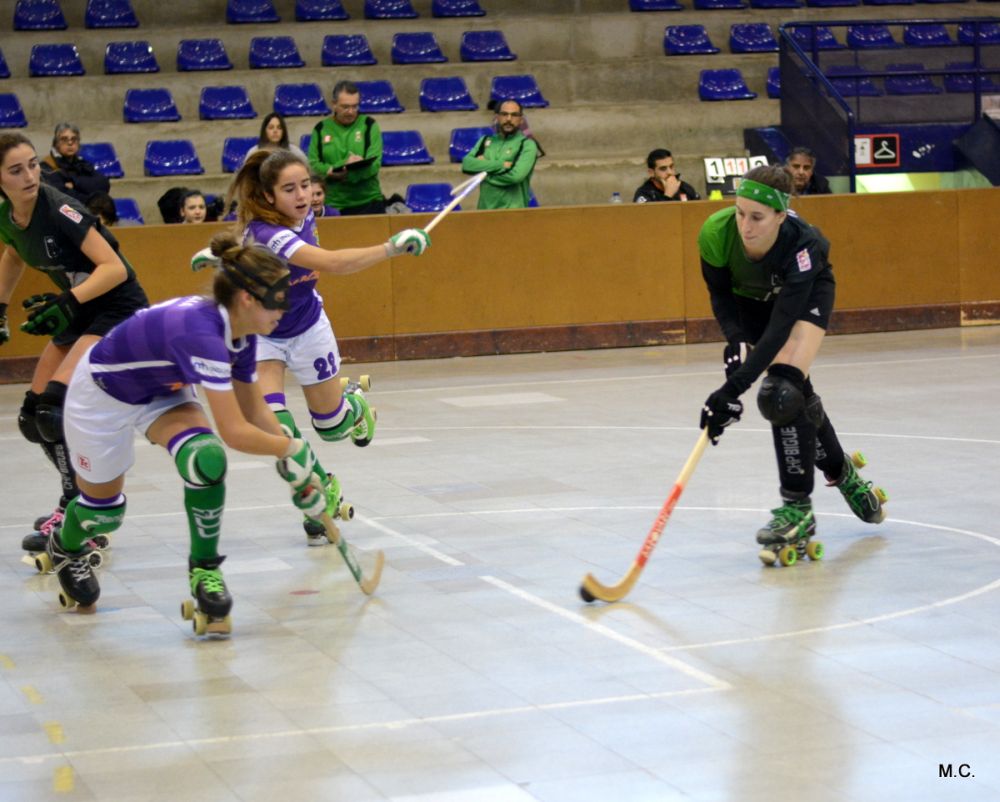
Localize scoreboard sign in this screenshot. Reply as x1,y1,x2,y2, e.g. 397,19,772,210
703,155,770,195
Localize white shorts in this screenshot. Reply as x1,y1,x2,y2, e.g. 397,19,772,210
64,348,200,484
256,311,342,387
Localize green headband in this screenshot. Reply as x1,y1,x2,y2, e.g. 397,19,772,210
736,179,790,212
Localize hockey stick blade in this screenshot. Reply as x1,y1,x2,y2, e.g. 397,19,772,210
579,429,710,604
321,513,385,595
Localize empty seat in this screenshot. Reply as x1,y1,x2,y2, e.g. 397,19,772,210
944,62,1000,92
432,0,485,15
392,32,447,64
250,36,305,68
0,50,10,79
85,0,138,27
902,23,954,46
104,41,158,74
420,76,478,111
382,130,434,165
792,26,844,50
957,22,1000,44
200,85,257,119
364,0,418,18
356,79,405,112
274,83,330,116
825,65,882,96
630,0,685,8
698,68,757,100
295,0,349,20
29,44,84,76
322,34,377,66
227,0,279,23
79,142,124,177
0,94,29,127
460,30,516,61
177,39,233,71
664,25,720,55
863,0,913,5
490,74,549,107
144,140,204,176
299,132,312,153
767,66,781,98
124,88,181,122
806,0,858,6
885,62,942,94
750,0,801,6
405,183,457,212
113,197,144,225
448,126,492,161
14,0,67,30
222,136,257,171
847,25,901,48
694,0,747,9
730,23,778,53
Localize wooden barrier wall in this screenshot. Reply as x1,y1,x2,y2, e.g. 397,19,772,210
2,187,998,381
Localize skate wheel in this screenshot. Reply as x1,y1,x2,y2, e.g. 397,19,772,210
88,551,103,569
34,552,53,574
206,616,232,636
758,548,778,566
180,599,194,621
875,487,889,504
358,374,371,392
850,451,867,470
338,501,355,521
778,546,798,567
58,592,72,609
806,540,824,561
193,611,208,636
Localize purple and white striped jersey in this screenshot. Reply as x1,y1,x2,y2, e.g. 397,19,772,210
87,297,257,405
244,210,323,339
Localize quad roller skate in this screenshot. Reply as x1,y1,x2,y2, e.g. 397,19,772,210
303,473,354,546
756,491,824,567
23,507,110,569
34,530,101,610
180,556,232,636
340,375,376,447
827,451,888,524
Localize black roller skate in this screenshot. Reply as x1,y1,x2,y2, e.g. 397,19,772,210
23,507,109,568
180,555,232,636
34,530,101,610
827,452,887,524
756,490,824,567
340,375,376,447
303,473,354,546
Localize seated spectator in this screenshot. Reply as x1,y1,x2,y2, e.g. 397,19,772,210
310,173,341,218
245,112,307,163
40,122,112,204
180,190,207,223
785,146,831,196
633,148,700,203
85,191,118,227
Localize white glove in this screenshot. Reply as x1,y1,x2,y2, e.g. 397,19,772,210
191,247,221,272
276,438,316,492
291,482,327,519
385,228,430,257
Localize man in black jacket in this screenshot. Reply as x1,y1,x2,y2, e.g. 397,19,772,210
633,148,700,203
40,123,111,205
785,146,832,196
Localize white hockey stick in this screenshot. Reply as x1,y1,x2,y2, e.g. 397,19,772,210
423,171,487,234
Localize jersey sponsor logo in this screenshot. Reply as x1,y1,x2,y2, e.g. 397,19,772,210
189,356,230,379
44,236,60,260
810,307,821,317
77,454,91,472
796,249,812,273
266,230,297,254
58,204,83,224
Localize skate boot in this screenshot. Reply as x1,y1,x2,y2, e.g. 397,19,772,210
180,556,232,636
303,473,355,546
340,375,376,447
23,508,109,566
756,491,823,567
33,504,65,532
827,452,887,524
34,530,101,610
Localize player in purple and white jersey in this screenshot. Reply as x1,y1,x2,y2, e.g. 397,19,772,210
197,149,430,545
44,232,327,635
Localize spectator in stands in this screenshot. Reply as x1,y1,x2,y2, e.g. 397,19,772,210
180,190,207,224
633,149,700,203
85,192,117,227
309,173,341,218
307,80,385,216
486,98,545,158
246,112,307,163
785,147,831,196
461,99,539,210
40,123,111,205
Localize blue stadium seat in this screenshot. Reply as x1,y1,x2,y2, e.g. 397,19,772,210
863,0,913,5
144,140,204,176
200,86,257,119
392,32,447,64
698,68,757,100
419,76,478,111
958,21,1000,44
364,0,418,18
296,0,349,20
944,62,1000,92
405,183,457,212
528,189,539,208
792,26,845,50
847,24,901,48
250,36,305,68
694,0,747,9
630,0,685,8
113,197,144,225
177,39,233,71
0,94,28,127
85,0,138,27
885,62,942,94
449,126,492,161
124,88,181,122
382,130,434,165
29,44,84,77
750,0,800,7
730,23,778,53
825,65,882,96
805,0,858,6
490,74,549,107
0,50,10,79
767,66,781,98
322,34,377,66
432,0,485,15
903,23,954,46
222,136,257,171
274,83,330,116
14,0,67,30
664,26,720,55
104,41,158,74
227,0,279,23
460,31,516,61
356,79,405,112
79,142,124,178
299,132,311,153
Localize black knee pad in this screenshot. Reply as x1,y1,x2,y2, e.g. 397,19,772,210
805,393,826,428
757,364,806,426
36,382,67,443
18,391,44,444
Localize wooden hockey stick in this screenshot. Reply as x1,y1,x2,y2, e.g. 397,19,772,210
579,429,710,604
321,513,384,595
423,171,487,234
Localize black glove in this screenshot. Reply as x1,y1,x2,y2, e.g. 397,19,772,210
700,388,743,445
20,292,81,337
0,302,8,345
723,339,751,378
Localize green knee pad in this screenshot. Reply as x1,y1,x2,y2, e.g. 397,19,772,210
313,394,373,443
174,432,227,486
174,433,227,560
60,495,126,552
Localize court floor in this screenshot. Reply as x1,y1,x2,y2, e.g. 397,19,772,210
2,325,1000,802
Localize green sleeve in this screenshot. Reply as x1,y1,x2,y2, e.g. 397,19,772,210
461,136,489,174
307,123,337,177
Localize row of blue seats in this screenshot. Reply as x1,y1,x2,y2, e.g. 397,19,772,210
12,0,484,30
632,0,982,8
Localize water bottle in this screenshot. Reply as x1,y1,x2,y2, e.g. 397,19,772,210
609,191,623,204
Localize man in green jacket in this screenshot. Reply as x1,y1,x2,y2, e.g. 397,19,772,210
461,99,539,210
308,80,385,215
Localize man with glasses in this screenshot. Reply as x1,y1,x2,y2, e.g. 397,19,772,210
461,99,539,210
41,123,111,206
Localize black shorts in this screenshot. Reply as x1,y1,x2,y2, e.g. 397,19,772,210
736,276,835,344
53,278,149,347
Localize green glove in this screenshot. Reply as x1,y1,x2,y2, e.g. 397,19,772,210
291,483,327,519
191,247,220,272
20,292,81,337
385,228,431,257
276,437,317,492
